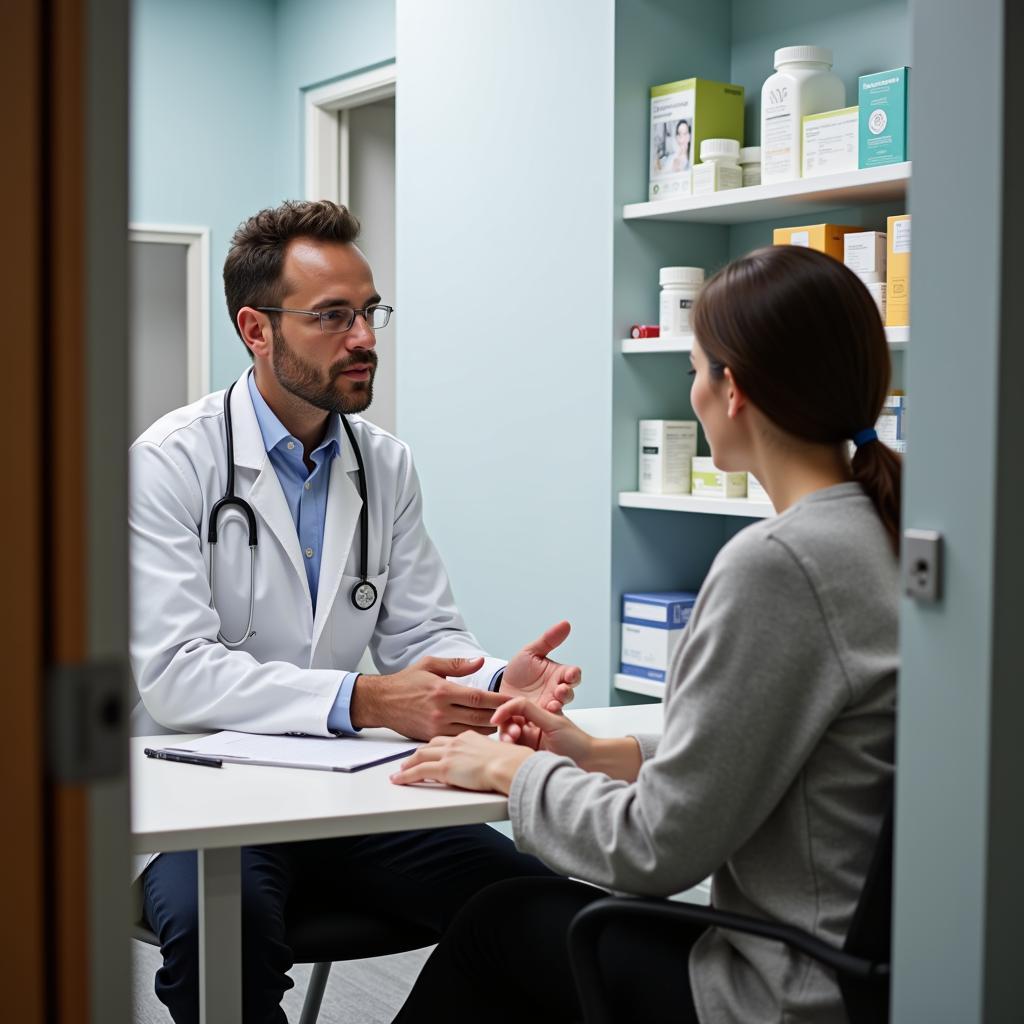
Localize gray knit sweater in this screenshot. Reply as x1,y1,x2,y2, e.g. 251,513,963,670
510,482,897,1023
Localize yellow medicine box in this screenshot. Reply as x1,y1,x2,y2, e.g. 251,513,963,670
773,223,862,261
886,214,911,327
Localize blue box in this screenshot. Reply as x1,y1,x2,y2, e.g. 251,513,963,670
620,591,698,682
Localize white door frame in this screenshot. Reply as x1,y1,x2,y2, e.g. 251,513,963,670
129,223,211,401
304,62,397,203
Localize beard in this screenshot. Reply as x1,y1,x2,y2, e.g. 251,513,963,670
271,322,377,415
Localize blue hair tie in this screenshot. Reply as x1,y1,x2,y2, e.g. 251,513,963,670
852,428,878,448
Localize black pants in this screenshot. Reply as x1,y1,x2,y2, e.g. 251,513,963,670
142,825,552,1024
392,876,703,1024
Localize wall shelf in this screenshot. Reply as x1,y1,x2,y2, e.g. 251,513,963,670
613,673,665,699
621,326,908,355
886,326,909,350
621,334,694,354
622,162,910,226
618,491,774,518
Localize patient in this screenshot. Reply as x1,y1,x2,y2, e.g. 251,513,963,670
389,244,900,1023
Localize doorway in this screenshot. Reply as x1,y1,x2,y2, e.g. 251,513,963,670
128,225,210,439
305,65,397,435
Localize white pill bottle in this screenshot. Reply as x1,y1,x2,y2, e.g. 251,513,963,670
760,45,845,185
659,266,705,338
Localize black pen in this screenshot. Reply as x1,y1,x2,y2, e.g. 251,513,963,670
145,747,223,769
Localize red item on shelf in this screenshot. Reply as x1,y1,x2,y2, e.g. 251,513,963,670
630,324,660,339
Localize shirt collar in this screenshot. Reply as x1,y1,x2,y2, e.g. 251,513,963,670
246,369,343,460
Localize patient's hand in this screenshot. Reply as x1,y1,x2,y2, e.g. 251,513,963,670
493,698,643,783
390,730,533,795
492,697,594,763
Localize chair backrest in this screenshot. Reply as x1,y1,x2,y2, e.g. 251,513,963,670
842,789,894,963
838,788,894,1024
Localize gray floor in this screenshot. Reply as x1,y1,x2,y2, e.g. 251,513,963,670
132,940,433,1023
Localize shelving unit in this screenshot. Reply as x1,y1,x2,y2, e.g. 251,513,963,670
610,0,911,707
622,326,909,355
623,163,910,225
613,674,666,700
618,491,773,518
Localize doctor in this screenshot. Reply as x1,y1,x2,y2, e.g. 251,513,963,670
130,198,580,1024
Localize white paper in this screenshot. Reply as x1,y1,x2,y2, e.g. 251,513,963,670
165,731,419,773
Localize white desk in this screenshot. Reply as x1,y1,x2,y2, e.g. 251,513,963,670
132,703,663,1024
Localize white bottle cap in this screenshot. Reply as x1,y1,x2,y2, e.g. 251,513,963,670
699,138,740,161
739,146,761,164
774,45,833,68
660,266,705,287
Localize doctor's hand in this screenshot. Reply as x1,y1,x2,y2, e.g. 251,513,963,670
390,730,534,795
350,656,510,741
500,621,582,714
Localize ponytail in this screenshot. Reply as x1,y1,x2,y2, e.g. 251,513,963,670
852,441,902,553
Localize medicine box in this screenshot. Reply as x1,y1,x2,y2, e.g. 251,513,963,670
773,223,862,262
844,231,887,281
886,214,911,326
865,281,886,320
859,67,910,168
639,420,698,494
649,78,745,201
802,106,859,178
691,456,747,498
692,159,743,196
620,591,698,682
876,392,907,453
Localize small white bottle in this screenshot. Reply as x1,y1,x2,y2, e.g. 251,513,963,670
659,267,705,338
692,139,743,196
739,146,762,187
761,45,845,185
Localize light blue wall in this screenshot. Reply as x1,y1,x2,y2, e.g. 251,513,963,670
131,0,396,391
892,0,1018,1016
730,0,910,145
273,0,396,198
130,0,283,390
395,0,616,706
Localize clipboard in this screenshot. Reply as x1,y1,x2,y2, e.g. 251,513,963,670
161,731,418,773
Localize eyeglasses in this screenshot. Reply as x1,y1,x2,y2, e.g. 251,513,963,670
256,304,394,333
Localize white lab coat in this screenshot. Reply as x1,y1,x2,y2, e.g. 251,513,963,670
129,368,505,738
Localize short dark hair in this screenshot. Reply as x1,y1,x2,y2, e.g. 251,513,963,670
223,199,361,342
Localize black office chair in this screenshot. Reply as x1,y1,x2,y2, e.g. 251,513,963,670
568,799,893,1024
133,906,438,1024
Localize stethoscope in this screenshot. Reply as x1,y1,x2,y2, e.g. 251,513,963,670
208,379,378,648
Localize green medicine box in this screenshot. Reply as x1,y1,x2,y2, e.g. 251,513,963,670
649,78,745,200
858,66,910,168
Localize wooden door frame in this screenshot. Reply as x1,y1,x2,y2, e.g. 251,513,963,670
0,1,131,1021
1,2,46,1013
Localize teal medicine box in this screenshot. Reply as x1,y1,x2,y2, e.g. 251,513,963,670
858,67,910,168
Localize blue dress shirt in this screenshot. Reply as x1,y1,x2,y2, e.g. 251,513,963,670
246,373,361,733
247,372,503,735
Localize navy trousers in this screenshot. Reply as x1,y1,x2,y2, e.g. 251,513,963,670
142,825,552,1024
